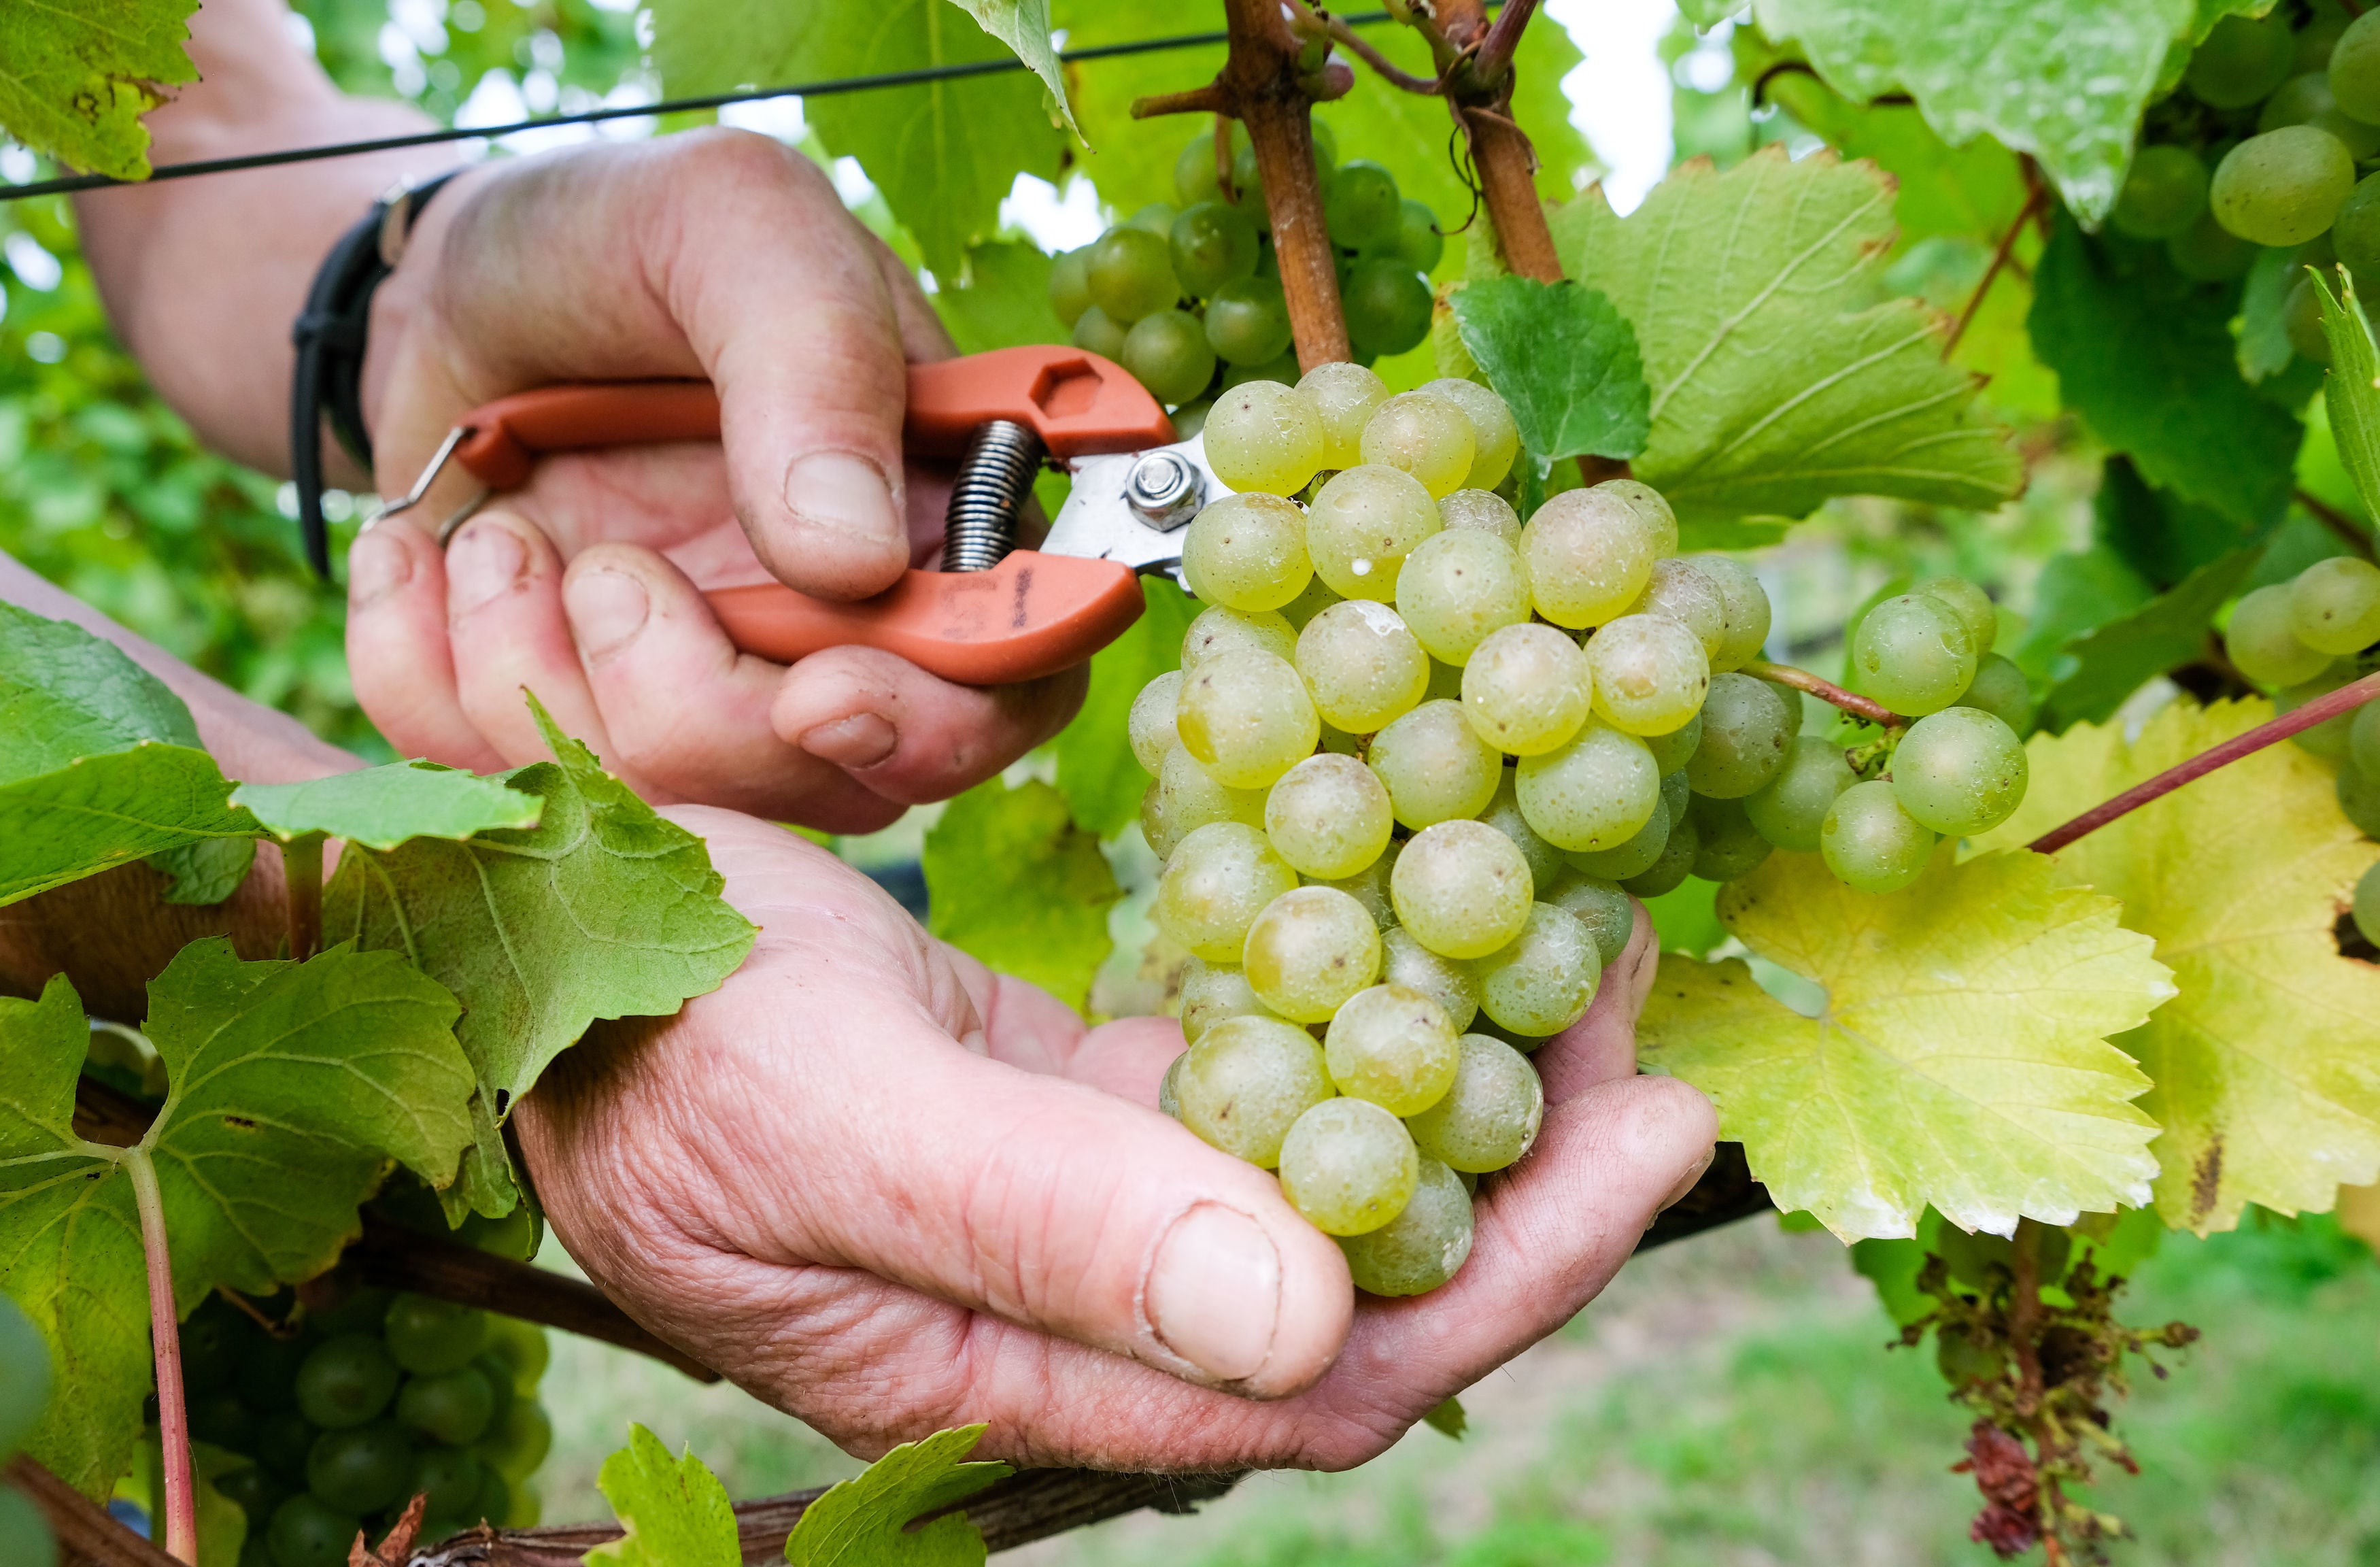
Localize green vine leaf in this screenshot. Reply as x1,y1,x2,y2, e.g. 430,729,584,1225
231,761,543,849
1976,697,2380,1233
1550,146,2024,541
0,0,200,180
941,1,1076,135
0,745,257,907
1637,848,2174,1242
934,241,1068,357
1449,277,1652,464
2310,267,2380,526
1052,577,1198,840
2039,547,2260,729
783,1425,1011,1567
586,1424,742,1567
923,777,1122,1013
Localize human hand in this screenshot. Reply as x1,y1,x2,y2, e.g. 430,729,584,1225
343,131,1084,834
513,810,1718,1468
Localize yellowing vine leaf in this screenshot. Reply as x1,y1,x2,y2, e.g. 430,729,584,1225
1976,698,2380,1233
0,0,199,180
784,1426,1010,1567
1637,849,2173,1242
587,1425,742,1567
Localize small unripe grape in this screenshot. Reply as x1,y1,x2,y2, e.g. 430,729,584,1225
1168,201,1259,296
2289,555,2380,654
1586,614,1712,736
1515,722,1661,851
1744,735,1856,854
1684,673,1794,798
1278,1097,1420,1235
1341,257,1433,356
1177,649,1319,789
2209,127,2356,247
1594,478,1679,552
1382,926,1481,1032
1180,494,1311,613
1243,886,1384,1022
1406,1034,1544,1173
1155,821,1299,960
2226,582,2331,686
1621,808,1699,898
1661,766,1691,823
1473,902,1600,1036
2343,756,2380,836
1391,819,1535,959
2190,11,2295,107
1524,488,1662,628
1087,226,1179,323
1820,779,1937,894
1396,528,1532,665
1852,594,1977,716
2336,8,2380,121
1175,1014,1335,1167
1338,1155,1474,1296
1325,158,1404,249
2281,662,2357,760
1370,699,1503,828
1296,360,1391,469
1360,391,1478,498
1420,377,1521,492
1174,127,1236,207
1297,599,1430,732
1627,558,1731,661
1461,623,1593,756
1129,670,1183,773
1324,982,1461,1115
2113,144,2211,239
1206,276,1295,367
1123,202,1179,237
1545,873,1635,966
1265,754,1395,879
1960,653,2035,735
1306,465,1444,601
1314,842,1399,930
1204,380,1326,496
1564,795,1670,880
1387,197,1444,270
1049,247,1093,327
2351,696,2380,776
1477,771,1568,890
2262,72,2380,159
1687,793,1773,882
1159,1050,1185,1117
1178,958,1276,1043
1890,707,2028,837
1123,308,1218,405
2354,859,2380,947
1072,304,1127,359
1182,604,1297,669
1438,488,1523,545
1142,744,1265,859
1703,555,1774,673
1913,577,1998,660
1643,710,1703,775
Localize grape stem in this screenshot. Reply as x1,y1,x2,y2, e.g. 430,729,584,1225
2028,668,2380,854
1741,659,1905,728
283,830,325,961
1945,180,2045,356
1397,0,1565,282
124,1146,197,1564
2294,486,2378,562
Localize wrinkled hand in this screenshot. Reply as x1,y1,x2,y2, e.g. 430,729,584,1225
514,811,1718,1468
345,131,1083,834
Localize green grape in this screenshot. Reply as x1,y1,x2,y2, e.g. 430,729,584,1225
1243,886,1384,1022
268,1494,360,1567
1315,842,1399,930
1695,554,1773,673
1564,796,1670,881
1278,1097,1420,1236
2211,127,2358,246
1342,258,1433,356
216,1463,288,1522
2347,752,2380,836
2260,72,2380,158
257,1411,316,1481
386,1296,489,1377
1323,983,1461,1115
0,1484,54,1567
1142,744,1265,860
1086,226,1180,323
1071,304,1128,360
1221,349,1302,390
1627,557,1729,661
1325,160,1404,249
1183,603,1297,669
1891,707,2029,837
1172,398,1214,439
1473,903,1599,1036
2353,860,2380,946
1156,821,1301,961
1174,1014,1336,1166
2168,208,2260,281
410,1446,488,1529
0,1298,49,1458
1544,873,1635,968
477,1469,518,1530
1204,380,1325,496
1178,958,1276,1043
1461,624,1593,756
1935,1325,2007,1389
1395,528,1530,665
1596,479,1680,555
1124,201,1179,237
1205,275,1295,367
2188,11,2296,106
1047,246,1093,328
1585,615,1712,736
1477,771,1568,890
2279,662,2358,760
1419,378,1520,492
2339,172,2380,272
1159,1051,1185,1118
1684,672,1793,798
1129,669,1183,774
1169,201,1259,295
2333,7,2380,120
1265,754,1394,879
1913,577,1998,660
1960,653,2035,734
1852,594,1977,716
294,1334,398,1430
2112,144,2212,239
1438,488,1522,545
2291,554,2380,652
1297,599,1431,732
1338,1156,1473,1296
189,1387,260,1451
1174,126,1240,206
236,1333,309,1411
1620,809,1699,898
1178,649,1320,789
1385,198,1445,271
1821,779,1937,893
1515,722,1661,852
1231,141,1274,220
306,1421,413,1513
1643,711,1703,775
1389,819,1534,959
1359,391,1476,499
1122,309,1218,406
1297,360,1391,468
1661,766,1692,824
2286,273,2335,365
1180,494,1312,613
472,1400,551,1485
2351,694,2380,775
2302,10,2352,73
1278,573,1346,630
1746,735,1857,853
1688,794,1773,882
1406,1034,1544,1173
2226,582,2332,685
395,1366,494,1447
1369,699,1503,828
1381,926,1482,1032
1523,487,1661,628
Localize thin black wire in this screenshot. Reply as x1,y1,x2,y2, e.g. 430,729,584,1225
0,7,1447,204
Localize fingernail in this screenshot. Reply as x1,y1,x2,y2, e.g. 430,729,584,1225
447,522,526,616
1144,1204,1281,1383
799,713,897,769
347,528,411,607
784,451,902,545
1659,1145,1718,1212
564,567,651,660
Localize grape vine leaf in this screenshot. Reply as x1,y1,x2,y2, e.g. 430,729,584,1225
0,0,199,181
940,1,1076,135
1053,577,1197,839
0,745,258,908
1976,698,2380,1233
935,241,1067,357
2028,219,2300,530
1549,146,2024,536
2309,268,2380,527
586,1424,741,1567
2039,547,2260,730
2341,1181,2380,1251
1748,0,2194,222
923,777,1121,1012
1,943,473,1496
1449,277,1652,464
1636,848,2175,1242
230,762,543,849
783,1425,1010,1567
2010,545,2155,686
2092,455,2271,592
1756,69,2028,248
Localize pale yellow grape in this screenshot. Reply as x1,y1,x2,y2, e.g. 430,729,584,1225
1460,623,1592,756
1404,1034,1543,1172
1296,599,1430,733
1594,477,1679,555
1306,464,1443,601
1477,770,1567,890
1338,1156,1474,1295
1203,379,1326,495
1159,1051,1185,1118
1642,710,1702,775
1182,604,1297,669
1819,779,1937,894
1627,558,1730,662
1563,795,1668,879
1129,669,1182,773
1178,958,1276,1043
1522,486,1660,628
1913,576,1998,659
1473,903,1600,1036
1141,744,1264,858
1242,886,1384,1022
1265,754,1395,879
1421,377,1520,492
1176,649,1319,788
1323,982,1461,1115
1395,528,1531,664
1696,554,1773,673
1314,843,1399,929
1390,819,1534,959
1514,722,1659,851
1179,493,1312,612
1382,926,1481,1031
1544,871,1636,965
2290,555,2380,654
1585,615,1711,736
1278,1098,1419,1235
1278,574,1344,630
1368,698,1502,827
1153,821,1299,960
1359,390,1476,498
1174,1015,1334,1166
2226,583,2332,686
1438,488,1522,545
1297,360,1390,469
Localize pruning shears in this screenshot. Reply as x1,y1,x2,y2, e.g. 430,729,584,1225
374,344,1234,685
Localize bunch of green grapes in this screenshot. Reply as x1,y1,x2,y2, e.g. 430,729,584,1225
1047,121,1442,416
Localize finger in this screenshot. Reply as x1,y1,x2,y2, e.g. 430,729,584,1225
866,231,957,366
1533,898,1663,1106
770,645,1087,806
940,940,1185,1102
442,510,617,769
344,518,509,773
